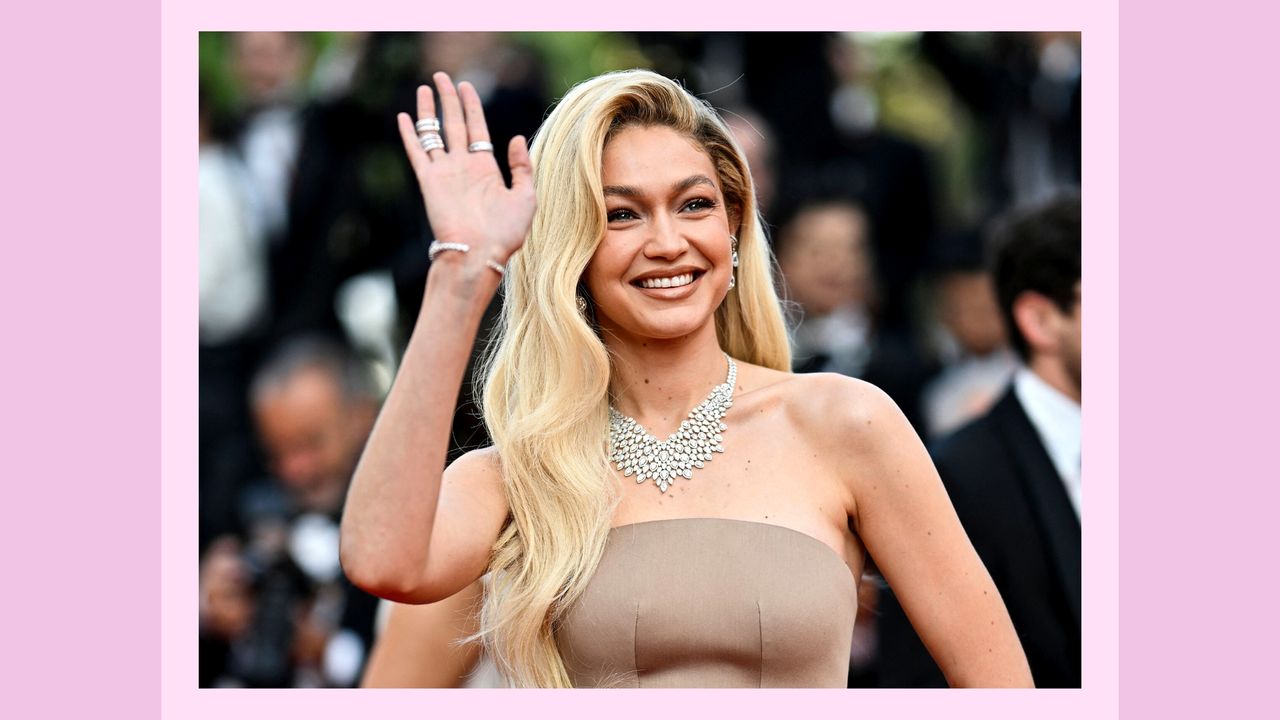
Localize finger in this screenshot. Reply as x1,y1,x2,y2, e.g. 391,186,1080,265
457,81,492,147
416,84,436,124
433,71,467,153
396,112,431,179
507,135,534,193
416,84,445,160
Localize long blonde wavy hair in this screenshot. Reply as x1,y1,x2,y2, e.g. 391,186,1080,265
473,69,791,687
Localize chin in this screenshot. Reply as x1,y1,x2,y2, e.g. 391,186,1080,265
607,307,717,342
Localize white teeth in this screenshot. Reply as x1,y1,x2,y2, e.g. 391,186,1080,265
640,273,694,289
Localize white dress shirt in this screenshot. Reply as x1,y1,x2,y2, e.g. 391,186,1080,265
1013,368,1082,518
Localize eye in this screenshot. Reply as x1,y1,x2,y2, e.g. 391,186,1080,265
682,197,718,213
607,208,638,222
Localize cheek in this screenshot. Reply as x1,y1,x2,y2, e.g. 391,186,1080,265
581,259,611,300
584,238,633,293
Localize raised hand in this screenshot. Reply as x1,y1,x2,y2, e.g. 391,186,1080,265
396,71,536,272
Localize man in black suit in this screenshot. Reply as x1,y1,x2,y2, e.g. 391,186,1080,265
876,194,1081,688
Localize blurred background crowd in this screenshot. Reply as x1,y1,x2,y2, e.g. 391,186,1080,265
198,31,1081,688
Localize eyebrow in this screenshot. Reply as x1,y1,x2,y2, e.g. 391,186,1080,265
603,174,718,200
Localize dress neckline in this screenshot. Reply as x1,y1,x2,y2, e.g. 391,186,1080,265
607,517,856,586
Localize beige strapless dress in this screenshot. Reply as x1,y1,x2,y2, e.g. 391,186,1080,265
554,518,857,688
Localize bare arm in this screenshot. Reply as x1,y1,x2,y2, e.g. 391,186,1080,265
361,581,485,688
339,72,534,602
825,377,1033,687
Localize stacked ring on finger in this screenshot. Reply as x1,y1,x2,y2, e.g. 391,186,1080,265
419,133,445,152
415,118,441,135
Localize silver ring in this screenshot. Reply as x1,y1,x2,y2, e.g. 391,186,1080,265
415,118,441,134
419,133,445,152
468,141,495,153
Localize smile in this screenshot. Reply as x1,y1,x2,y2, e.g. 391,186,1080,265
638,273,696,289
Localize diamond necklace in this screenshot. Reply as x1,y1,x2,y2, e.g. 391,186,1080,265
607,354,738,493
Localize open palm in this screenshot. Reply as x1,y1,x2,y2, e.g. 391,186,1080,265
396,71,536,269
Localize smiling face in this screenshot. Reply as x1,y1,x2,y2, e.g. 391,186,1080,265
583,125,735,343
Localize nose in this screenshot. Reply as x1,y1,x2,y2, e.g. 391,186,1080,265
642,213,689,260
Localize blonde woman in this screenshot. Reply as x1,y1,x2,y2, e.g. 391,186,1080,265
340,69,1033,688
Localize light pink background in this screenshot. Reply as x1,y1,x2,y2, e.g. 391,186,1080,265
10,0,1169,715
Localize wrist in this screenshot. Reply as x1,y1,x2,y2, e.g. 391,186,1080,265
424,252,501,313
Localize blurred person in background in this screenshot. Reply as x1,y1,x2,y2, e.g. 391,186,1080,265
308,32,369,102
877,193,1081,688
250,336,377,519
776,197,937,434
198,537,255,687
920,32,1081,215
769,34,938,337
201,32,311,554
200,84,271,551
266,32,423,341
232,31,308,249
201,336,383,686
921,231,1017,439
200,87,270,346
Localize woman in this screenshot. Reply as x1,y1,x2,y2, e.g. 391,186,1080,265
340,68,1032,688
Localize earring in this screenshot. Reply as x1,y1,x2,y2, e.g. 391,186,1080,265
576,295,588,314
728,235,739,290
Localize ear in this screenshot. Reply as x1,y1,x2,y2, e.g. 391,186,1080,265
1011,291,1065,355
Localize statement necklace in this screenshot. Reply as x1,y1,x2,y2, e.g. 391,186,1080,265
608,354,738,493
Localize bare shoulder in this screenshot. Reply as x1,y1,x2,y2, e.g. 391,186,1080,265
447,445,503,476
442,446,508,513
791,374,924,486
731,364,910,455
731,367,920,518
739,368,903,442
793,373,905,439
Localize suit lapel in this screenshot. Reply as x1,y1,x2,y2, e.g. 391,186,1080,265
991,389,1082,629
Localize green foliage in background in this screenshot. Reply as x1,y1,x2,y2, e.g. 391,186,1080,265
199,32,338,116
514,32,648,96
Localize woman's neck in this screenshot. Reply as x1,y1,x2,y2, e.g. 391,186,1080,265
604,321,729,438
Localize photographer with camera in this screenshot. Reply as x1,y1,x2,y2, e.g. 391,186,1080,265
199,336,381,687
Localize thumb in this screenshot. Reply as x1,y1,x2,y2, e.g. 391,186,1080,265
507,135,533,193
